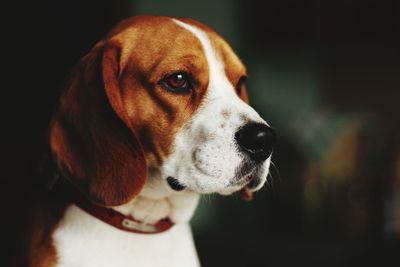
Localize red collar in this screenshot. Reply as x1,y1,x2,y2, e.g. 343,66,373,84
74,195,175,234
47,168,174,234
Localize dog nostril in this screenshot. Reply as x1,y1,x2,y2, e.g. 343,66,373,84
235,123,276,163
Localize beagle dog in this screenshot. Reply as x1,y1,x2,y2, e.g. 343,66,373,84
28,15,275,267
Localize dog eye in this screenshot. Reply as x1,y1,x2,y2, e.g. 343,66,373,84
160,72,193,93
236,75,247,94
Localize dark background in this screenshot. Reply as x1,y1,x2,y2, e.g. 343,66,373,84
3,0,400,266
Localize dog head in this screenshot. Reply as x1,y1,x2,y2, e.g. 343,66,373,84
50,16,275,206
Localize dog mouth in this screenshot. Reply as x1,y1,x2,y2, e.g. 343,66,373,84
234,160,258,183
231,160,268,192
166,157,269,193
236,167,257,184
166,166,264,193
167,176,186,191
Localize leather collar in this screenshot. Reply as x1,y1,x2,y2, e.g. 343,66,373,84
48,168,174,234
74,194,174,234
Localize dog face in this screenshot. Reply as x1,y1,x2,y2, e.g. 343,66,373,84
50,16,275,206
160,20,274,195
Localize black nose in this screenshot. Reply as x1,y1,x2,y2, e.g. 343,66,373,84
235,123,276,163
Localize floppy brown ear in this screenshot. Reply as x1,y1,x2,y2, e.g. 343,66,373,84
50,41,147,207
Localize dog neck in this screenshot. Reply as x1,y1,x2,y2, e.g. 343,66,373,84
50,162,200,228
113,167,200,225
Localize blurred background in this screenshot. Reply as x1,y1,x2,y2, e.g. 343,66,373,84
3,0,400,266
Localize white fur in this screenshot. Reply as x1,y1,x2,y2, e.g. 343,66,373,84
53,205,200,267
53,18,271,267
54,167,200,267
114,167,200,224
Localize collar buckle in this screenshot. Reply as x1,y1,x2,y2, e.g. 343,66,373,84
121,218,159,233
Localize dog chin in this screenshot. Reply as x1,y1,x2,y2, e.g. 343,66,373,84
166,174,241,195
217,186,244,195
194,186,243,196
169,176,263,196
211,176,267,195
166,156,271,195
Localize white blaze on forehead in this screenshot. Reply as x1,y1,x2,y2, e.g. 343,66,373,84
171,19,265,123
172,19,234,99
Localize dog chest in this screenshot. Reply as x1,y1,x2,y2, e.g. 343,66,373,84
53,205,200,267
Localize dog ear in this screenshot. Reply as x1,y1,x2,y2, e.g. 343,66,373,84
239,85,249,104
50,41,147,207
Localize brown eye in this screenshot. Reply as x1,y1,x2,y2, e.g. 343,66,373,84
168,73,187,88
160,72,193,93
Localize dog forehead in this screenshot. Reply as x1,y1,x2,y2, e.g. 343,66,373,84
110,16,245,82
110,16,206,72
171,18,247,87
